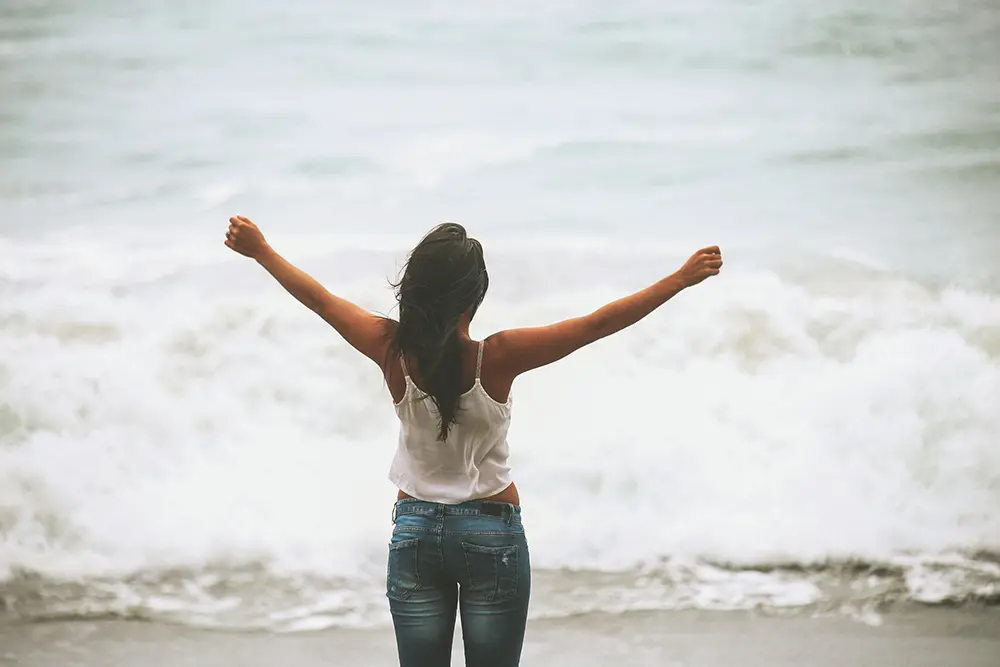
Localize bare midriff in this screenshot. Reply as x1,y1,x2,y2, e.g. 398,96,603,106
396,481,521,506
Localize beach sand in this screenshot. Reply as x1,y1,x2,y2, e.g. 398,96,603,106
2,607,998,667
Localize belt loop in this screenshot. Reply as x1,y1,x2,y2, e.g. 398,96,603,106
391,503,398,524
504,503,513,526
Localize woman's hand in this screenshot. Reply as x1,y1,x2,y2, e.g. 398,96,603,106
676,246,723,287
224,215,271,260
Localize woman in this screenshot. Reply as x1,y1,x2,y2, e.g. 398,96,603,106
223,216,722,666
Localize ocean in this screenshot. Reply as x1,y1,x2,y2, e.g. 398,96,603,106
1,0,999,635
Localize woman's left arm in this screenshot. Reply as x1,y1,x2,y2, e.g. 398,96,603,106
225,215,390,365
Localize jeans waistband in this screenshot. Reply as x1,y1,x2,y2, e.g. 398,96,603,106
392,498,521,524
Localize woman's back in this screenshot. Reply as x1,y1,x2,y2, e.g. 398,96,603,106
390,341,513,504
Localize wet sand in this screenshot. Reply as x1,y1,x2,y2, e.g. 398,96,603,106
2,607,998,667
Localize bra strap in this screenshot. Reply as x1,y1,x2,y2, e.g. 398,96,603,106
475,341,485,380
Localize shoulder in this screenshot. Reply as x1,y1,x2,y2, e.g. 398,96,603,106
480,331,517,379
375,317,400,370
381,317,398,337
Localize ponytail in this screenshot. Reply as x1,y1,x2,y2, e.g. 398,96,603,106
388,223,488,440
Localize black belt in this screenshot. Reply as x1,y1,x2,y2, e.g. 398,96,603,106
477,502,506,517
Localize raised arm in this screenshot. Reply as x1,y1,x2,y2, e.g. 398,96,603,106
224,216,389,365
491,246,722,377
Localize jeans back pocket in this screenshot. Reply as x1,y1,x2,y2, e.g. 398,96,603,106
387,538,421,601
462,542,520,603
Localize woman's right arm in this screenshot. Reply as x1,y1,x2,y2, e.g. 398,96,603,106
491,246,722,377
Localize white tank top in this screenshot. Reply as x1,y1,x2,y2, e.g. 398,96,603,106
389,341,513,504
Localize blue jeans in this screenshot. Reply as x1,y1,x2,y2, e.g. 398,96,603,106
386,499,531,667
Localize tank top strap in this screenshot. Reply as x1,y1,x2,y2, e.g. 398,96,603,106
475,340,485,380
399,354,410,379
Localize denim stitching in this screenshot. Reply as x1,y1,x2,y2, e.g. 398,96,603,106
392,526,436,535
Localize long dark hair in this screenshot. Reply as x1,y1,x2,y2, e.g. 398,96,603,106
389,223,489,440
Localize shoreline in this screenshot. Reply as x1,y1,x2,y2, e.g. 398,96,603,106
3,606,999,667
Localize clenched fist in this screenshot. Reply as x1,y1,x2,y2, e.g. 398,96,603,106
224,216,270,260
676,246,723,287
